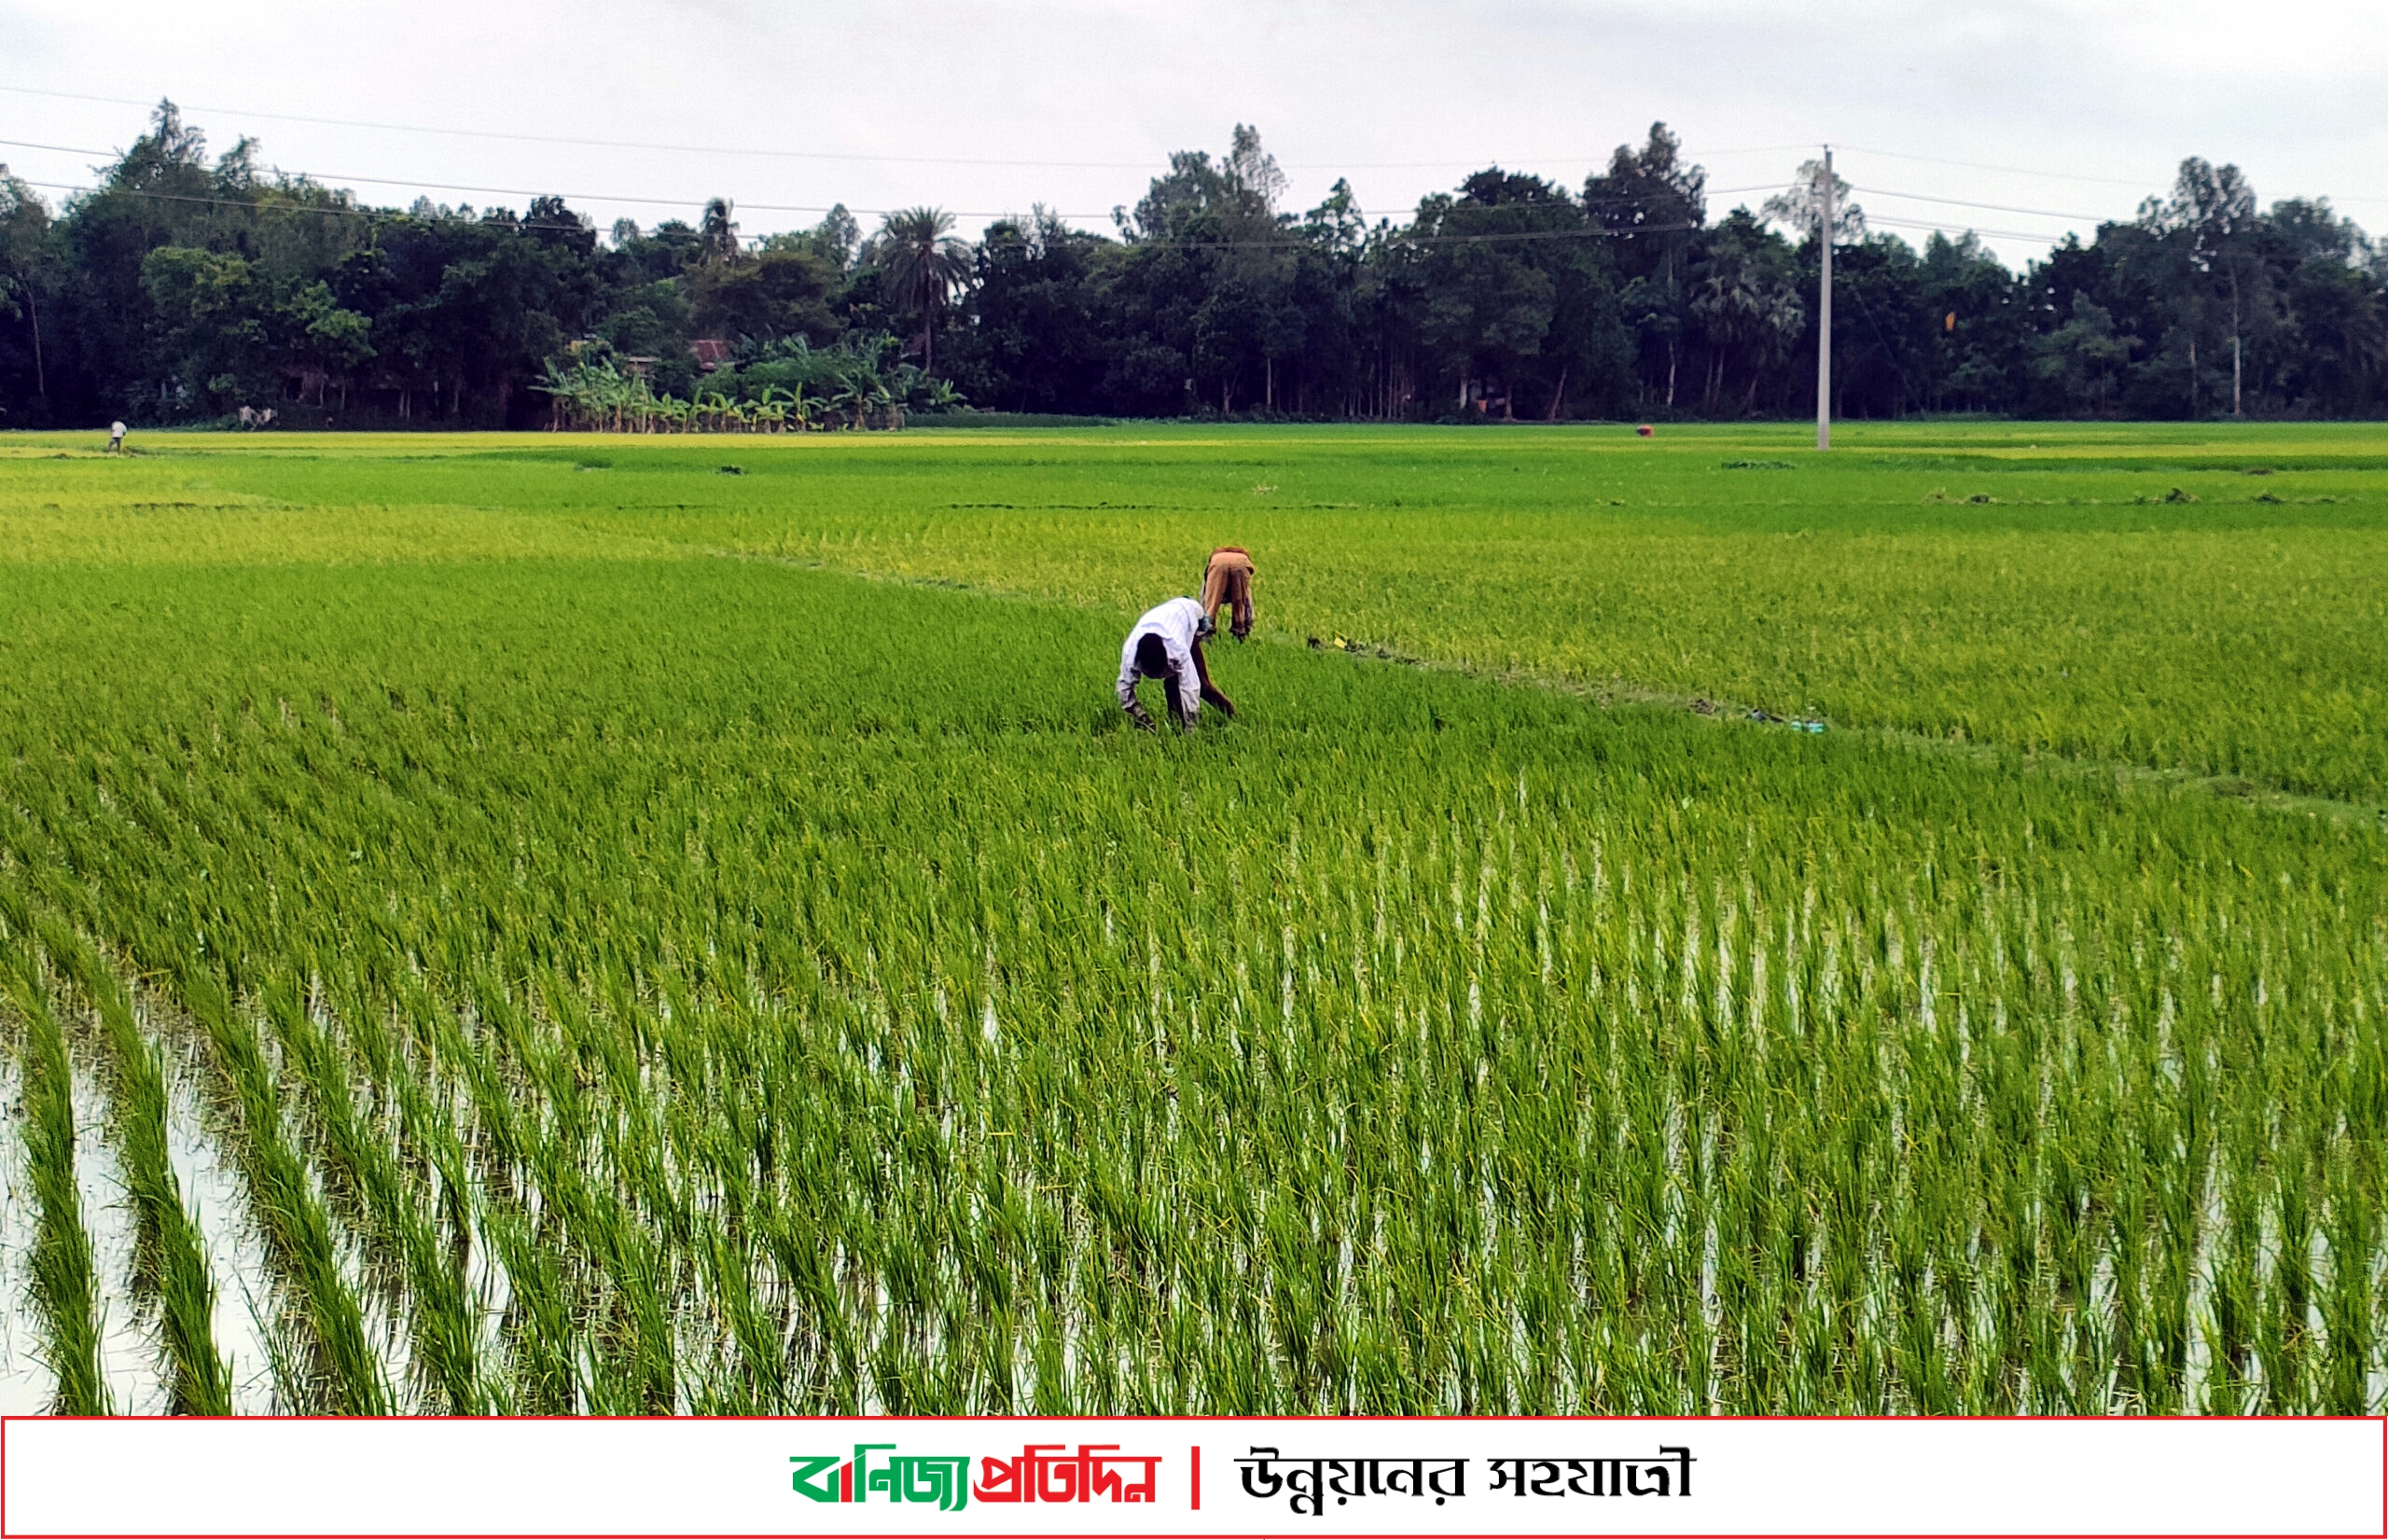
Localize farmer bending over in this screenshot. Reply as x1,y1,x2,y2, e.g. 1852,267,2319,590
1201,546,1255,640
1118,596,1235,730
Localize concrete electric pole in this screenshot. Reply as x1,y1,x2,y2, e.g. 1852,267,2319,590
1816,146,1833,451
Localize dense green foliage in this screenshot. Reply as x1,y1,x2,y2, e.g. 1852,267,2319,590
0,424,2381,1415
3,112,2382,430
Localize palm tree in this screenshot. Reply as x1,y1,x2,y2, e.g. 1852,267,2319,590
868,207,971,375
699,198,741,265
1693,241,1805,416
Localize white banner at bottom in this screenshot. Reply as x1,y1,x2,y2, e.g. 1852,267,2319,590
4,1416,2381,1539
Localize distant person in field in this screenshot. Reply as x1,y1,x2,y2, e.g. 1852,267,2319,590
107,421,126,453
1201,546,1255,640
1118,596,1235,731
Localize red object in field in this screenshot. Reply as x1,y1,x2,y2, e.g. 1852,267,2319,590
1636,423,1654,437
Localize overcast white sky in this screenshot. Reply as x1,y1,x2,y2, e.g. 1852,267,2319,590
4,0,2384,270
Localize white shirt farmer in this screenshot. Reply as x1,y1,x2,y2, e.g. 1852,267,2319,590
1117,597,1209,721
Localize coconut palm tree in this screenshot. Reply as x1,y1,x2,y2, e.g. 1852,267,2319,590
868,207,971,375
1693,236,1806,416
699,198,741,266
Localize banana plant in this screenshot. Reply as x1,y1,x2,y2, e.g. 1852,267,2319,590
753,384,795,434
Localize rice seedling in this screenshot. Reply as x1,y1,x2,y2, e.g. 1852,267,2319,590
0,941,108,1413
269,970,482,1412
0,1057,59,1411
21,908,233,1413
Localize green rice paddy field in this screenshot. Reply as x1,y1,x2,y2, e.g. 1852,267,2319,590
0,421,2381,1417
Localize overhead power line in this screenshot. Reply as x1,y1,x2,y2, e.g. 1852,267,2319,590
1837,142,2388,212
1848,185,2114,222
0,138,1091,218
0,153,1075,221
8,177,1728,249
0,83,1806,173
17,174,2083,251
22,83,2377,215
9,179,600,233
1863,214,2073,243
1834,143,2162,188
0,84,1201,170
0,136,97,158
0,120,2169,253
1,137,1781,224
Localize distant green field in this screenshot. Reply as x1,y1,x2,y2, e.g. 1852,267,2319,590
12,421,2384,798
1,423,2381,1416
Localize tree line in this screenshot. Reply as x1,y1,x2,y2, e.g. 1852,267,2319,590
1,104,2381,429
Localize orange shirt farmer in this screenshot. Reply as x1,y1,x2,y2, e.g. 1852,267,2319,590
1201,547,1255,640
